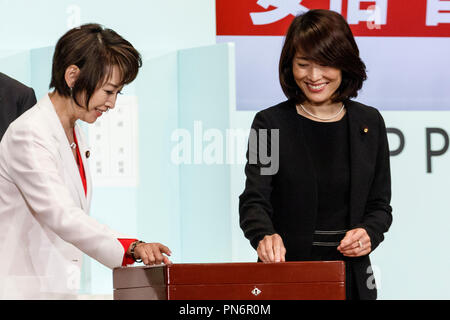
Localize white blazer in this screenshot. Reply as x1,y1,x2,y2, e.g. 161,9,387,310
0,94,130,299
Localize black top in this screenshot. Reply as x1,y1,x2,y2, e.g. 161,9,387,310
300,112,350,259
299,112,357,299
300,112,350,234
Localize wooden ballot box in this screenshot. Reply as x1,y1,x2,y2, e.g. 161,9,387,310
113,261,345,300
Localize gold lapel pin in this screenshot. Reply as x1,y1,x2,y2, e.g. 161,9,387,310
361,125,369,134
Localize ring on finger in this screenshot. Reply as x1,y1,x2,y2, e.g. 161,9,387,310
358,240,364,249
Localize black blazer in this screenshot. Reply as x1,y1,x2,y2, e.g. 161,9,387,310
0,72,37,141
239,99,393,300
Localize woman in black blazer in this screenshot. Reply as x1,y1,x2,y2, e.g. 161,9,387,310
239,9,392,300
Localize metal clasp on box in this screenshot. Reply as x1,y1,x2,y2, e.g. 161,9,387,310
251,287,262,296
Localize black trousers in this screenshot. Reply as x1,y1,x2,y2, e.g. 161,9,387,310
309,245,360,300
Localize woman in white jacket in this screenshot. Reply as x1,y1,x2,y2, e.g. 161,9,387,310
0,24,171,299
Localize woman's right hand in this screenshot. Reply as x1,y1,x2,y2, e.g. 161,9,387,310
132,242,172,265
257,234,286,262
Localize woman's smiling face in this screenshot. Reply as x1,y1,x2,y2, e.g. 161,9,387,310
74,65,123,123
292,52,342,106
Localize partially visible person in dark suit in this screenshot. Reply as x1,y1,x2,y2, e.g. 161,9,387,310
239,9,392,300
0,72,37,140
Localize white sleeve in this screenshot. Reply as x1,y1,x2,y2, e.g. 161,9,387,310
5,125,126,269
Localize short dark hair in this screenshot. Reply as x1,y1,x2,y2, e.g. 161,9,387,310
279,9,367,104
50,23,142,108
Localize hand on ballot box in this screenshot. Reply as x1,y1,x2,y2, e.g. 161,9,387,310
127,241,173,266
257,233,286,263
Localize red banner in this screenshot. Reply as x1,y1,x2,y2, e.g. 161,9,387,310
216,0,450,37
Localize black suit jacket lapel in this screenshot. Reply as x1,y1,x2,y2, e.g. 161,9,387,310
346,101,374,226
0,85,4,105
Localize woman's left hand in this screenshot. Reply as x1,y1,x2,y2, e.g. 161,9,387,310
337,228,371,257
